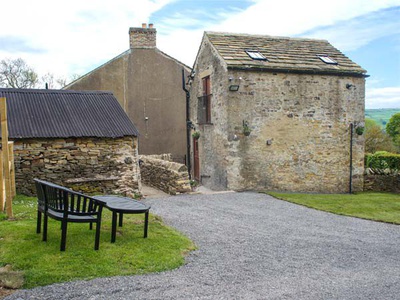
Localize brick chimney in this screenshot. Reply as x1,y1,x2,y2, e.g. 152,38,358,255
129,23,156,49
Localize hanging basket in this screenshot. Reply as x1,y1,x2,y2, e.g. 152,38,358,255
355,126,364,135
192,131,200,139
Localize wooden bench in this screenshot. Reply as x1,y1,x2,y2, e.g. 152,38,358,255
34,179,105,251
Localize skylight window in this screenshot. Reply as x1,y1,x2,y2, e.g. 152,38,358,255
246,50,267,61
318,55,338,65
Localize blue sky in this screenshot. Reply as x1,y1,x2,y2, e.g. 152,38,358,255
0,0,399,109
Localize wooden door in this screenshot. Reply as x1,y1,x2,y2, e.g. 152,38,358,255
193,137,200,181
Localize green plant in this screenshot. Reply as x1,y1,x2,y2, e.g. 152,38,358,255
243,121,251,136
365,151,400,173
355,125,364,135
192,131,200,139
386,112,400,145
189,180,198,187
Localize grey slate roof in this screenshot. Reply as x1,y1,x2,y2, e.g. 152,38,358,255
0,88,139,139
205,32,367,76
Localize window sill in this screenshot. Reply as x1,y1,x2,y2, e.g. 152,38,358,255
198,122,214,126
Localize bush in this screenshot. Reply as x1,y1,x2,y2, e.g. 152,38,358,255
366,151,400,173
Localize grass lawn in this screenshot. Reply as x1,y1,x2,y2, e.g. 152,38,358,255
267,192,400,224
0,194,195,289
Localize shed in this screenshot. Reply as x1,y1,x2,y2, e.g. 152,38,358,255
0,88,141,196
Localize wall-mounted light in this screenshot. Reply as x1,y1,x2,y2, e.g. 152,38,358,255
228,76,242,91
229,85,240,91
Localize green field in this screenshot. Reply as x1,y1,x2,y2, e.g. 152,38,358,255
365,108,400,127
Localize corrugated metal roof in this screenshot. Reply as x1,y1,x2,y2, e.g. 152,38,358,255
0,88,139,139
205,32,367,76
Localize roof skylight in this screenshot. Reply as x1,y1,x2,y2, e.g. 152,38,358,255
318,55,338,65
246,50,267,61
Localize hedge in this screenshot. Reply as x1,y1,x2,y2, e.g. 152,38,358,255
365,151,400,172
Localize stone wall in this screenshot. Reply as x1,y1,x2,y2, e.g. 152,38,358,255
140,155,191,195
364,173,400,193
190,36,365,193
14,137,141,197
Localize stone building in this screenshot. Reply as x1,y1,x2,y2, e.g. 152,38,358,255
189,32,367,193
65,23,191,163
0,88,141,196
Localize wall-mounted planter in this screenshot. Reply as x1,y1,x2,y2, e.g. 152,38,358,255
192,131,200,139
243,120,251,136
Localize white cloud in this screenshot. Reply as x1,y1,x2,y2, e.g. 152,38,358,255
366,87,400,109
301,7,400,52
0,0,175,79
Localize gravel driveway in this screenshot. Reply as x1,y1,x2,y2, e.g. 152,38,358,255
6,192,400,299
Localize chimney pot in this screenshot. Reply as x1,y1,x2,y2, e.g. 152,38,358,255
149,23,154,28
142,23,147,28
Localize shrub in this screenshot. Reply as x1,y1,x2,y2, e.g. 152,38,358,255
365,151,400,173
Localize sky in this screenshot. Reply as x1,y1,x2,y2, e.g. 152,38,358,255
0,0,399,109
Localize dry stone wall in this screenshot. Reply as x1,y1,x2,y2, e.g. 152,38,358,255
14,137,141,197
140,155,191,195
364,173,400,193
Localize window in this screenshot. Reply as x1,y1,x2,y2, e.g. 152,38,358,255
317,55,338,65
245,50,267,61
198,76,212,124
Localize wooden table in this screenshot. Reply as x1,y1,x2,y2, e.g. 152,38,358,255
94,195,150,243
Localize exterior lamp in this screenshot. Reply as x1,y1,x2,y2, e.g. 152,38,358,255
229,85,240,91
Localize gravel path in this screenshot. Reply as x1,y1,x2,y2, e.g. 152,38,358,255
6,192,400,299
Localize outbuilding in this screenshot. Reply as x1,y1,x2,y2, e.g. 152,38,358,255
0,88,141,196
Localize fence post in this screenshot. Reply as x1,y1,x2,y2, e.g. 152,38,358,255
8,142,15,198
0,97,12,217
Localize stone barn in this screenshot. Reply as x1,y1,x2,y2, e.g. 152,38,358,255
65,23,191,163
0,88,141,196
189,32,367,193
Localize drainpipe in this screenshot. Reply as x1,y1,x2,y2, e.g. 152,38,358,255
182,68,192,180
349,123,353,194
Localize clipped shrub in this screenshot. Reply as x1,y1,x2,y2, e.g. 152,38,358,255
365,151,400,173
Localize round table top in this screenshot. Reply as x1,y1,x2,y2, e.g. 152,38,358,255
94,195,150,213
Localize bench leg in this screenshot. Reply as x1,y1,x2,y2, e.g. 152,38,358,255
37,210,42,234
144,211,149,238
95,220,101,250
42,214,48,242
60,220,68,251
111,212,117,243
89,222,93,230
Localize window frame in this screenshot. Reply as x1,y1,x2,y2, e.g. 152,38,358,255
317,55,338,65
245,50,267,61
198,75,212,124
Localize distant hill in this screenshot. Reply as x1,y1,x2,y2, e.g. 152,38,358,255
365,108,400,128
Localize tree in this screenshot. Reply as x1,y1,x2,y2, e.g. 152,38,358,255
386,113,400,146
0,58,39,88
365,118,397,153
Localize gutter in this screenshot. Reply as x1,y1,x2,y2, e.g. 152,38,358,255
227,66,369,78
182,69,192,180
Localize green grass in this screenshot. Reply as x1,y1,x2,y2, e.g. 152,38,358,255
365,108,400,128
0,194,195,288
267,192,400,224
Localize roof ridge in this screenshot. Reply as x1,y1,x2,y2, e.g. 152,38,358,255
205,31,329,43
0,88,114,95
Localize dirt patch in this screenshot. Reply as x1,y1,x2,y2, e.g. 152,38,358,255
0,287,16,299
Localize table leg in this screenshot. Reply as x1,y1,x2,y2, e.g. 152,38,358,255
119,213,123,227
144,211,149,238
111,211,117,243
